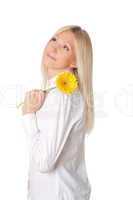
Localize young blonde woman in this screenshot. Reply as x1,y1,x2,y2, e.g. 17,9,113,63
21,25,94,200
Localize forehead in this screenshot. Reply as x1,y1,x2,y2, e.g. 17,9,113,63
55,31,76,50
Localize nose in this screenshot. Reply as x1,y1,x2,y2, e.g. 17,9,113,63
51,42,61,53
51,46,57,53
48,45,57,60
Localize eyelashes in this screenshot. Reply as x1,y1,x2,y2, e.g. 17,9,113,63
50,37,70,51
51,37,57,42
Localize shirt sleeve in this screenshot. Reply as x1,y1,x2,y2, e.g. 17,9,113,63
20,89,79,173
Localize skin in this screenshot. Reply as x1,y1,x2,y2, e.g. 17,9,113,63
22,30,77,115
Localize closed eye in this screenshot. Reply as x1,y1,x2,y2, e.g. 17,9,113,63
50,37,57,42
63,45,69,51
50,37,70,51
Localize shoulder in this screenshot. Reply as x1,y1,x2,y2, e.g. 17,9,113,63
49,87,83,105
37,87,84,116
36,88,85,126
54,88,85,117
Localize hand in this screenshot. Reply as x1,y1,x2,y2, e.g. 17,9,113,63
22,89,46,115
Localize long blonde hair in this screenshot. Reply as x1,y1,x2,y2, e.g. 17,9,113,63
41,25,94,135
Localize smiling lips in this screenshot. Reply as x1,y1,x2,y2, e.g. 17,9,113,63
47,53,56,61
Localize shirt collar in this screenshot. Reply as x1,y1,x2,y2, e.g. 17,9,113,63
44,70,75,91
45,74,58,90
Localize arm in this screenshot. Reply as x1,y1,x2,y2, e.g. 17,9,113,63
21,89,77,173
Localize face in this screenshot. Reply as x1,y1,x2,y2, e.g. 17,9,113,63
43,30,77,72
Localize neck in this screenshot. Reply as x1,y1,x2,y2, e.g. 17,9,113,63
47,67,74,80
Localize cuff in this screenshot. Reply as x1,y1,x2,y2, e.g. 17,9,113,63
21,112,39,137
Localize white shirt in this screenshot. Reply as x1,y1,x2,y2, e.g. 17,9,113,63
20,73,91,200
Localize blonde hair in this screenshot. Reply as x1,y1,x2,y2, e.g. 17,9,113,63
41,25,94,135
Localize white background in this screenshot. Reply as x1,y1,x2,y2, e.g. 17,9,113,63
0,0,133,199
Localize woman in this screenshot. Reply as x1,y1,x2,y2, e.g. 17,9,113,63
21,25,94,200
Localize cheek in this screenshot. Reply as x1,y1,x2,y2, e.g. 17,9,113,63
44,43,50,53
57,52,71,65
44,41,52,54
43,46,48,58
56,57,69,68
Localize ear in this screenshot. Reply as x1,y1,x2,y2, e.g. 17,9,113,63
69,64,77,69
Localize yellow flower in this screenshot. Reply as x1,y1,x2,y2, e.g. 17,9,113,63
56,71,78,95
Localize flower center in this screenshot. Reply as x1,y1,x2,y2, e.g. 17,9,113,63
63,81,67,85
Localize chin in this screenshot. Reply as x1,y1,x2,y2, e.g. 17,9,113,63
44,60,53,66
44,62,56,69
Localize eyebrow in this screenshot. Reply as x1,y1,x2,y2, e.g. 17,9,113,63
54,35,72,50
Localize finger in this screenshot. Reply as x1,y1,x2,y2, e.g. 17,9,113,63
37,91,44,103
30,90,38,99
